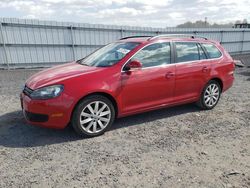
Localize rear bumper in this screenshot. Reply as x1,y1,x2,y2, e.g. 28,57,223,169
20,93,74,129
222,74,234,92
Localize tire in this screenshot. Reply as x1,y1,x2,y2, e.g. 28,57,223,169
196,80,221,110
72,95,115,137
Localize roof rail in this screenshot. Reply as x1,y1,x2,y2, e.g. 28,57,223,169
120,35,153,40
148,34,208,41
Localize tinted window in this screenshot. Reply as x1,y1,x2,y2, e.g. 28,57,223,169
131,43,171,68
202,43,222,59
176,42,199,63
198,44,207,60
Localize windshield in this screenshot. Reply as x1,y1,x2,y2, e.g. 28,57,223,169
78,42,140,67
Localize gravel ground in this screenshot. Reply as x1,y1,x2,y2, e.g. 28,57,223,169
0,64,250,187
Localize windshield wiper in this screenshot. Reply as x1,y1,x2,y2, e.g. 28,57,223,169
76,59,91,66
76,58,83,64
79,62,90,66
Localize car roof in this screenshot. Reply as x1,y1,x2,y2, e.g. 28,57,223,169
119,35,218,45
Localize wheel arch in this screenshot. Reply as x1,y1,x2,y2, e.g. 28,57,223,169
70,92,119,121
210,77,223,91
199,77,224,98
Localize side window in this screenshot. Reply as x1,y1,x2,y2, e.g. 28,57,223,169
175,42,199,63
198,44,207,60
202,43,222,59
131,43,171,68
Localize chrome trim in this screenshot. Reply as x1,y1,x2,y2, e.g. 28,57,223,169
173,41,223,60
174,41,223,64
121,41,224,73
123,63,175,72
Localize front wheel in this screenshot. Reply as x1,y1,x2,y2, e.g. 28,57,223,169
197,80,221,110
72,95,115,137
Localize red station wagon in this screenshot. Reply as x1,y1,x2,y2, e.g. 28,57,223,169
20,35,235,137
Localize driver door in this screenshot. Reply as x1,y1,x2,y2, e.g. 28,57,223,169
119,42,175,114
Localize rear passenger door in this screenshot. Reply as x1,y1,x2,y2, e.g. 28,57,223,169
174,42,211,102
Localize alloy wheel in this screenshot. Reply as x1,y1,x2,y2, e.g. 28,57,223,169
79,101,111,134
204,83,220,107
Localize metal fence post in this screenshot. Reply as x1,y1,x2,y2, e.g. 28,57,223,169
241,30,245,54
0,22,9,69
156,31,161,35
120,27,124,38
70,25,76,60
220,30,224,43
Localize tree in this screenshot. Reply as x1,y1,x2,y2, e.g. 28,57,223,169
176,20,234,28
243,19,248,24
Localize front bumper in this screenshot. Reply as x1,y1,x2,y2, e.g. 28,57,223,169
24,111,49,122
20,92,74,129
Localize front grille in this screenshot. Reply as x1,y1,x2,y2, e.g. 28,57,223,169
25,111,49,122
23,85,33,97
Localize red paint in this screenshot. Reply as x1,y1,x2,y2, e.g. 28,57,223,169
21,37,235,129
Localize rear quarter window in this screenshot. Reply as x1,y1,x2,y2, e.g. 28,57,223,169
202,43,222,59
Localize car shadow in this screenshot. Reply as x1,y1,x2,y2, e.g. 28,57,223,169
0,104,199,148
239,71,250,77
0,111,79,148
112,104,199,130
237,67,250,81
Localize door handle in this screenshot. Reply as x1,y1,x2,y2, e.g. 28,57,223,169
202,66,209,73
165,72,175,79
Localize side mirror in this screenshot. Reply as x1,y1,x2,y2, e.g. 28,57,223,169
124,60,142,71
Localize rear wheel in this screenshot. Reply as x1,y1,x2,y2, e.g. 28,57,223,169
72,95,115,137
197,80,221,110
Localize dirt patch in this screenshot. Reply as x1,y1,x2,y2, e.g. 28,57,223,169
0,66,249,187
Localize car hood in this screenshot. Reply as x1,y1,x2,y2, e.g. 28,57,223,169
26,62,100,89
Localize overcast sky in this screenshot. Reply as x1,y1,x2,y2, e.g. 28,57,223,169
0,0,249,27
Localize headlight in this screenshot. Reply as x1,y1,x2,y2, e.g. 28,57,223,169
30,85,64,100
